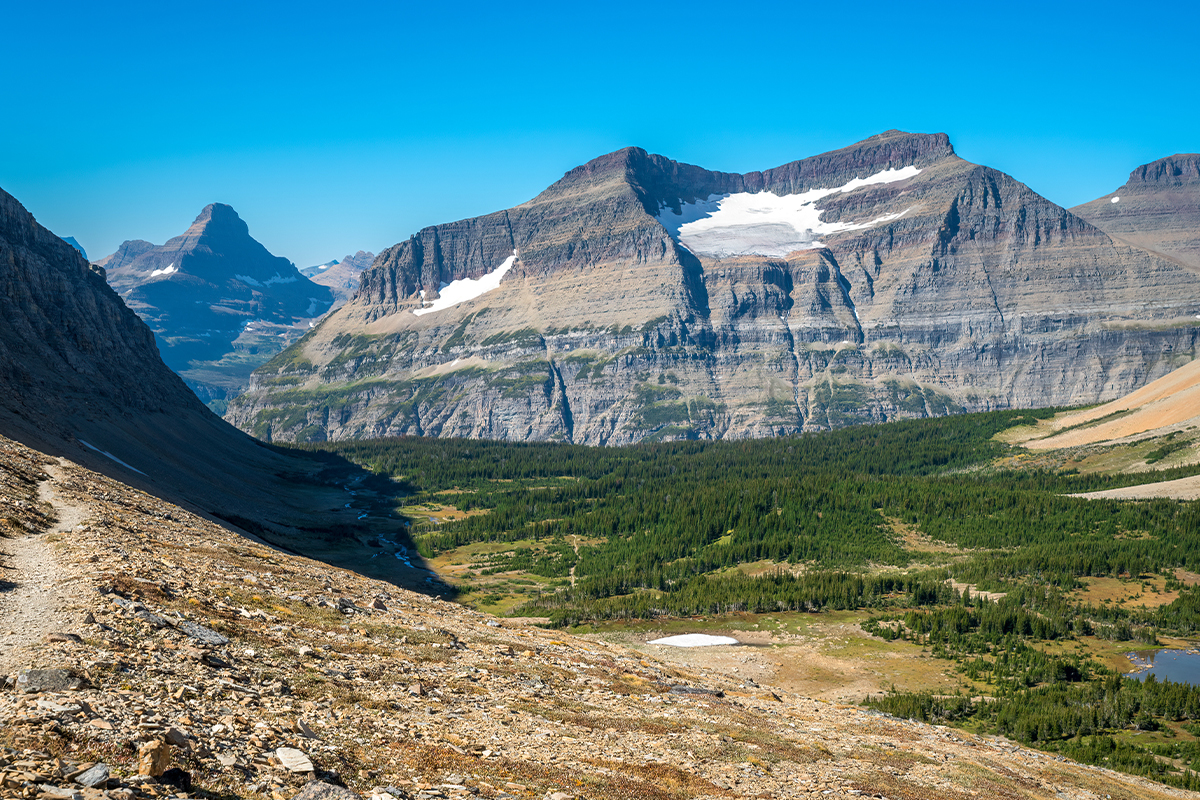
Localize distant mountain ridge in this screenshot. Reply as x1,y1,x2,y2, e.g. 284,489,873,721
301,250,375,310
1071,153,1200,273
98,203,334,410
62,236,87,259
225,130,1200,444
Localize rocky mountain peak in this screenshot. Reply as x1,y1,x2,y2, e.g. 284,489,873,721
159,202,264,265
98,204,333,408
1072,152,1200,275
0,186,203,432
237,132,1200,446
1126,153,1200,188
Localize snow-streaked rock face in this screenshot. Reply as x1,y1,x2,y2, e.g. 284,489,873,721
229,131,1200,445
413,252,516,316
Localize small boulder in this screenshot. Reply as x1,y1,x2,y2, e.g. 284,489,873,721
138,740,170,776
178,620,229,646
291,781,360,799
16,668,84,693
73,763,110,788
276,746,315,773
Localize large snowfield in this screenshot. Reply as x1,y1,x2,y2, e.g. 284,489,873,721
413,251,517,317
657,166,920,258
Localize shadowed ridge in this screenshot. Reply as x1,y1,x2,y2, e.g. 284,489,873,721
0,184,436,594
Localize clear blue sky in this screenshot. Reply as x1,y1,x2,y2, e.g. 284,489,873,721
2,0,1196,268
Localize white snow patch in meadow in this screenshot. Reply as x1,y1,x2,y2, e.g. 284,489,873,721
235,274,261,286
413,251,516,317
305,297,329,316
648,634,739,648
149,263,176,277
658,166,921,258
264,273,298,285
79,440,147,476
1111,196,1121,203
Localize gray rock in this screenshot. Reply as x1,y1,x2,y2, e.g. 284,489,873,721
16,668,84,693
37,786,82,800
178,620,229,646
276,746,315,772
290,781,360,800
135,610,170,628
74,763,110,788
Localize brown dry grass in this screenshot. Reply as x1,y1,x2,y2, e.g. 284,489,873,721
1026,358,1200,450
1069,575,1179,609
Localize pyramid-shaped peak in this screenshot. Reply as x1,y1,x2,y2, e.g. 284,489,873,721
190,202,249,234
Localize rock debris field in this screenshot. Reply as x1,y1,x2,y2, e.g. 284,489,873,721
0,434,1193,800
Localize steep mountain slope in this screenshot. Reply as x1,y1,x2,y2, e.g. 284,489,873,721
302,250,375,309
1072,154,1200,272
1027,357,1200,452
231,131,1200,445
0,433,1191,800
98,204,335,410
0,185,423,590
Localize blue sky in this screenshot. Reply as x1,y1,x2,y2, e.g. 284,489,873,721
2,0,1196,268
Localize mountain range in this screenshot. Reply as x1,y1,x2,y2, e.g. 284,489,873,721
300,249,375,309
227,130,1200,445
1071,153,1200,271
97,204,335,411
2,143,1200,799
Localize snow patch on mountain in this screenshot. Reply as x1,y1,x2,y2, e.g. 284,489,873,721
658,166,921,258
235,273,299,287
413,252,517,317
150,263,177,277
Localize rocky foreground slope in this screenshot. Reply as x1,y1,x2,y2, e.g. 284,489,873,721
230,131,1200,445
1,433,1191,800
98,204,334,409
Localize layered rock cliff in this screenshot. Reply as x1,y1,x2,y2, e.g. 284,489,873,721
1071,153,1200,272
98,204,334,409
0,187,203,432
229,131,1200,444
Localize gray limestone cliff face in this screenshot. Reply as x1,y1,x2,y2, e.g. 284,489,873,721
228,132,1200,444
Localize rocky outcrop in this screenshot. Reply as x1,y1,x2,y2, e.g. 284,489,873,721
100,204,334,408
1071,153,1200,272
229,131,1200,444
0,187,204,432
